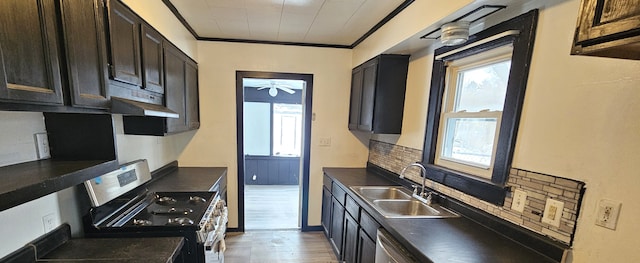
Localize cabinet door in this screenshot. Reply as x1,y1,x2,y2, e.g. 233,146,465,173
330,197,345,257
0,0,64,105
164,44,188,133
357,229,376,263
141,24,164,94
185,60,200,129
348,67,364,130
343,213,359,263
60,0,110,109
108,0,142,86
358,62,378,131
575,0,640,43
321,186,332,237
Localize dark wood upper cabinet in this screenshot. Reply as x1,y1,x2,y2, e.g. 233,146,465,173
164,43,188,133
572,0,640,60
60,0,110,109
141,24,164,94
348,67,364,130
185,60,200,129
348,54,409,134
0,0,64,105
122,42,199,136
107,0,143,86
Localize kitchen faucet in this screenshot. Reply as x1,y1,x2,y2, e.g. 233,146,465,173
399,162,432,205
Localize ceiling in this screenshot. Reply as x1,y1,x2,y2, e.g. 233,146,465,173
165,0,411,47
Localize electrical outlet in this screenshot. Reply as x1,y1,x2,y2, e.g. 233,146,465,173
42,213,57,232
595,199,621,230
542,198,564,227
511,189,527,213
319,137,331,147
34,133,51,159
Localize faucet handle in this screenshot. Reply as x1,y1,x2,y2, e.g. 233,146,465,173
411,184,418,195
424,192,433,205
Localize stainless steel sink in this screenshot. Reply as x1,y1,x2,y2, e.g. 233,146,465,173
372,200,459,218
350,186,412,201
349,186,459,219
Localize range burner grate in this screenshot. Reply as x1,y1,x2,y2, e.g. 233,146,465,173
167,217,194,226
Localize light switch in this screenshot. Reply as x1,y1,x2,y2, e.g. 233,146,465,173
319,137,331,147
595,199,621,230
542,198,564,227
511,189,527,213
34,133,50,159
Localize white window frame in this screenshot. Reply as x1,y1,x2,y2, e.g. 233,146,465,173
435,45,513,179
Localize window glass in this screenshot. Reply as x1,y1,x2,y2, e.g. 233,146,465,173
273,104,302,157
244,102,271,155
441,118,498,167
454,60,511,112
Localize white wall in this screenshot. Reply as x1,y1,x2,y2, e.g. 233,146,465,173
176,41,369,228
0,112,61,257
368,0,640,262
514,1,640,261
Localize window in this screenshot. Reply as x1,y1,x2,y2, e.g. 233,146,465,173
421,10,538,205
272,104,303,156
435,46,513,179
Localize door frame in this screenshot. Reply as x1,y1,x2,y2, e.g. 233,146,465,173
235,71,314,232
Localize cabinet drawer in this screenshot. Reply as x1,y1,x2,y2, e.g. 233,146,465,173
345,195,360,220
331,183,346,205
323,173,332,190
359,210,380,240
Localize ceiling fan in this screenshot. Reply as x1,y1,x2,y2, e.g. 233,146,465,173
257,81,296,97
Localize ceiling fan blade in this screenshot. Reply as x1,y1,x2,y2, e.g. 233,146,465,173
256,86,269,90
278,86,295,94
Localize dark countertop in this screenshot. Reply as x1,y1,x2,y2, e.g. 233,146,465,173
147,166,227,192
323,167,558,263
38,237,184,262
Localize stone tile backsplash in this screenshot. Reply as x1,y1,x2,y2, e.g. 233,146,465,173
368,140,585,245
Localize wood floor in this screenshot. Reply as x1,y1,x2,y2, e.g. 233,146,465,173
223,231,339,263
217,185,338,262
244,185,300,230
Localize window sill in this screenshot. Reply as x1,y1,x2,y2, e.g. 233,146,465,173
424,163,509,205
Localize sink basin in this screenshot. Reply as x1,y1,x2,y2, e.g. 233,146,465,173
350,186,412,200
372,200,459,218
349,186,460,219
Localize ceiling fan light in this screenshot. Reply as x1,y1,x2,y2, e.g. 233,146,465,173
269,87,278,97
441,21,470,46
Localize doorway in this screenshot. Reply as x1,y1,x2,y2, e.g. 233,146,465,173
236,71,313,232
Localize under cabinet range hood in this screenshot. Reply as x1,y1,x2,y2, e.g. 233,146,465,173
110,97,179,118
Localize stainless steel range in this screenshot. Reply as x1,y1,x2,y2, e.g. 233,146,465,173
82,160,227,263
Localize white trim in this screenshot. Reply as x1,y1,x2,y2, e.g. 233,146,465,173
435,30,520,60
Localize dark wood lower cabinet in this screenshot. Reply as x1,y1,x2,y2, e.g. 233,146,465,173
343,212,359,263
321,187,332,237
322,175,381,262
357,229,376,263
330,197,345,257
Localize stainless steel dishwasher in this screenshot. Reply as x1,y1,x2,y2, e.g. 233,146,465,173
375,229,419,263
